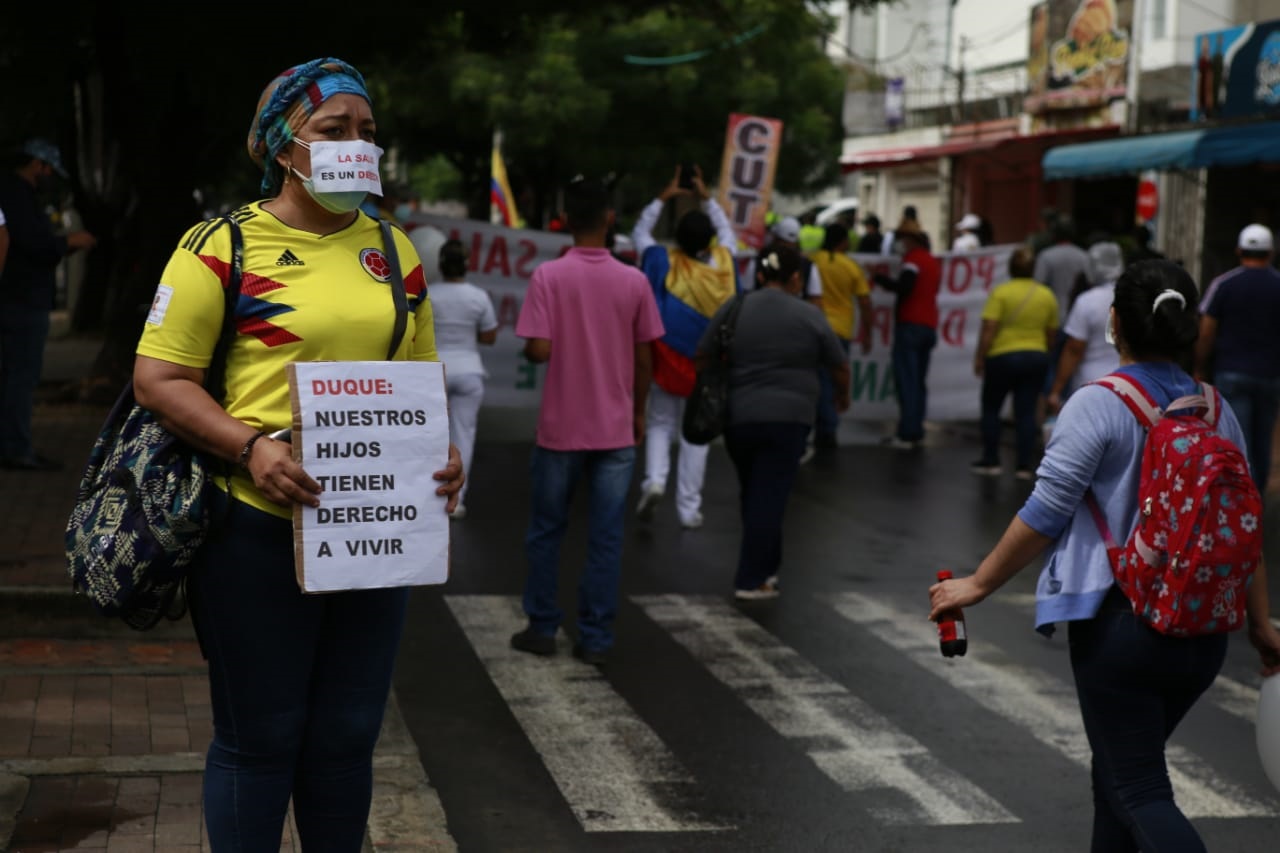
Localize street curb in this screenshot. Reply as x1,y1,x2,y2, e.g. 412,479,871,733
0,772,29,853
369,693,458,852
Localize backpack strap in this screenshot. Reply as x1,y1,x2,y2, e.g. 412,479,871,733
205,216,245,403
1195,381,1220,427
1090,373,1162,429
379,219,409,360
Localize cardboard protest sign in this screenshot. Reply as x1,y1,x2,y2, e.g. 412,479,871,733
287,360,451,592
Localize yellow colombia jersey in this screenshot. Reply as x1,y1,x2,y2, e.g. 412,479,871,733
811,250,870,340
137,201,437,518
981,277,1059,358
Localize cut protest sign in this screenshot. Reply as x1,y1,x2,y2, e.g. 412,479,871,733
716,113,784,251
287,360,451,593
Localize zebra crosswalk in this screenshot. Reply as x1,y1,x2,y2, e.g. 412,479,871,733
441,591,1280,837
446,595,727,833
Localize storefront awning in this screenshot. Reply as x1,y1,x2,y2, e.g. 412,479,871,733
1191,122,1280,170
1043,130,1205,179
840,138,1000,171
1042,121,1280,180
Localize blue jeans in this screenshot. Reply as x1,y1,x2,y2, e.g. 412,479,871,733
1214,370,1280,493
980,350,1049,469
1068,587,1227,852
724,422,810,589
523,445,636,652
815,337,852,440
891,322,937,442
0,306,51,460
189,491,409,852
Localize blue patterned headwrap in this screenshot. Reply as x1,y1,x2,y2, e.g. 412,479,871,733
246,57,371,195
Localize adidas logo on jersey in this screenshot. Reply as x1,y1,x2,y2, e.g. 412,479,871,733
276,250,305,266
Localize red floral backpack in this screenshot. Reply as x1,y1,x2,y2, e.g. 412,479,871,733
1084,373,1262,637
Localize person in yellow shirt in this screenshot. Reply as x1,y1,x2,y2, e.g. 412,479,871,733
132,57,463,850
811,223,872,448
972,245,1059,479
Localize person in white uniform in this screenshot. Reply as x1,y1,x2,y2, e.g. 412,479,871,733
431,239,498,519
951,213,982,253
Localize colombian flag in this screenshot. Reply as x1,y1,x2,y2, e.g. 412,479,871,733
490,131,519,227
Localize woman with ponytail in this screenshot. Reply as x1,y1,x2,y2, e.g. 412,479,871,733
931,259,1280,850
697,244,850,600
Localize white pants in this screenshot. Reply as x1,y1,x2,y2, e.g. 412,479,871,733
643,384,708,521
447,373,485,503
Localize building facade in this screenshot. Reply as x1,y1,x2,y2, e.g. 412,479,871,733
832,0,1280,283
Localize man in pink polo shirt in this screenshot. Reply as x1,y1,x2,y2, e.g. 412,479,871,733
510,176,665,666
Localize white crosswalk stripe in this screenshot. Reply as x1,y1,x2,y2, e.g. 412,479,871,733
828,591,1280,819
633,593,1018,826
445,594,729,833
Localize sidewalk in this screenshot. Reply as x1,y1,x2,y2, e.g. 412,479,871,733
0,329,456,852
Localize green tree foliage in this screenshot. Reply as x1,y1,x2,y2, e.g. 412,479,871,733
381,1,852,224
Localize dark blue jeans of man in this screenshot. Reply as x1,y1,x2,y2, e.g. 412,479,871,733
1213,370,1280,493
522,445,635,653
891,322,937,442
980,350,1050,469
189,492,409,853
1068,587,1227,853
0,306,51,460
815,337,852,441
724,421,809,590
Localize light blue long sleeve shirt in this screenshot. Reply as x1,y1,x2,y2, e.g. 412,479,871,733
1021,361,1248,636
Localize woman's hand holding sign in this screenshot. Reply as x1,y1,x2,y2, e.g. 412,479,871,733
246,435,321,509
434,443,465,513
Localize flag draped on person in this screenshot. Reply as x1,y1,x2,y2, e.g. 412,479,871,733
490,131,519,227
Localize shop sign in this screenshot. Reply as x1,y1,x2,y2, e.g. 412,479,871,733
1026,0,1132,115
1190,20,1280,122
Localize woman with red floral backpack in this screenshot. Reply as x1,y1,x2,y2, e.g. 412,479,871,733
929,259,1280,851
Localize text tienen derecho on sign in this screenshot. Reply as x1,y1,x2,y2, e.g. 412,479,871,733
288,361,451,592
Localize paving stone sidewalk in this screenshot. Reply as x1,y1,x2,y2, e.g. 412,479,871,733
0,332,456,852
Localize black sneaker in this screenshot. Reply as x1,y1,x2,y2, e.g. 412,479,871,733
572,644,608,666
510,627,557,656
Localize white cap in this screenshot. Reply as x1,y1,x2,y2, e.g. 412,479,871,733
1088,241,1124,283
956,213,981,231
772,216,801,243
1238,223,1273,252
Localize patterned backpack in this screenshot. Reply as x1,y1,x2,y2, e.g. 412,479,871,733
1084,373,1262,637
64,216,244,630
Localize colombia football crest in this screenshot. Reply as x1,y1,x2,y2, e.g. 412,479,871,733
360,247,392,282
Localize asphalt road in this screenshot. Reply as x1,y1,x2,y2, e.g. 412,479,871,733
392,416,1280,853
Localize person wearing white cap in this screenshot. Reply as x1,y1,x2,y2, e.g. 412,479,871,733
951,213,982,253
740,216,824,304
1194,223,1280,492
1047,241,1124,413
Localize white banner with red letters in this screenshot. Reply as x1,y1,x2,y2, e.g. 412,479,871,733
401,212,1015,422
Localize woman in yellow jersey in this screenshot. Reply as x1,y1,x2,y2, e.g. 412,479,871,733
971,245,1059,480
132,58,462,851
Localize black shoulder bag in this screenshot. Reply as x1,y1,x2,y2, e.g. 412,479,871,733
682,293,747,445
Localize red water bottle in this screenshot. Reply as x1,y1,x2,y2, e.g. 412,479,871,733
935,570,968,658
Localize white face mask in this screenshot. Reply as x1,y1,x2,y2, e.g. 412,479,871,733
291,139,384,213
